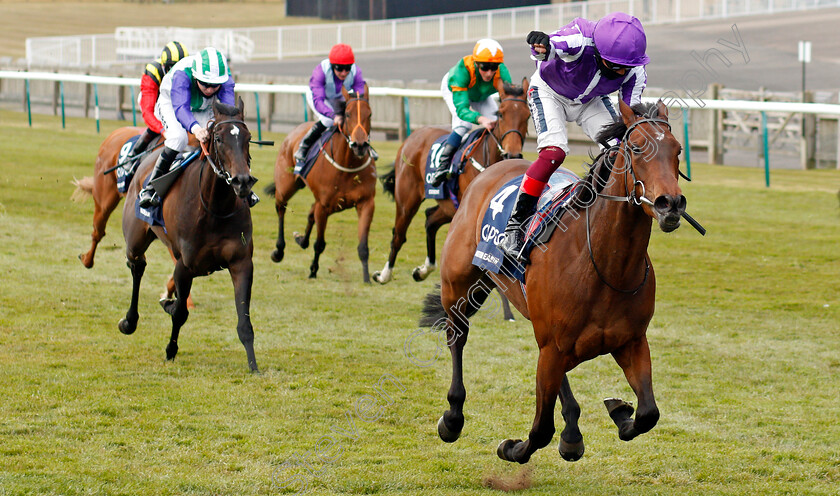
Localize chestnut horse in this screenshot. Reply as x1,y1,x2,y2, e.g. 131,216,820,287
270,84,376,283
423,100,687,463
76,126,195,305
118,99,259,372
373,79,530,285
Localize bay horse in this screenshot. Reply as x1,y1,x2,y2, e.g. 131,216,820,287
76,126,195,306
270,83,377,283
118,98,259,372
373,78,530,285
423,100,687,463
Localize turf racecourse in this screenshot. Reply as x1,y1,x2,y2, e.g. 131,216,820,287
0,109,838,495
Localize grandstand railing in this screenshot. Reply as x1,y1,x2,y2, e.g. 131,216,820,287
25,0,840,68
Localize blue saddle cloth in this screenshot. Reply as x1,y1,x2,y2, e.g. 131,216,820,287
472,168,583,283
133,150,201,231
294,127,336,179
115,134,141,193
423,128,485,203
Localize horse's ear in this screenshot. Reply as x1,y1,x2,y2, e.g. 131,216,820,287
521,77,529,95
341,84,350,102
237,96,245,116
656,99,669,121
618,99,636,126
363,82,369,100
494,77,505,98
212,97,221,116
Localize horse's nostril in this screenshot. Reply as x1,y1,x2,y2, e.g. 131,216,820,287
654,196,670,212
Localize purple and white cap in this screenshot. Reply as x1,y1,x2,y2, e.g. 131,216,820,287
593,12,650,66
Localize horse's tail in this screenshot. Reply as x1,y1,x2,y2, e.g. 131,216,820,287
418,285,447,327
263,182,276,197
70,176,94,202
379,164,396,200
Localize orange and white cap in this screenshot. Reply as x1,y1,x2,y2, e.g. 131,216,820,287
472,39,504,63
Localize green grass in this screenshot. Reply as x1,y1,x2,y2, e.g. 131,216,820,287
0,108,839,495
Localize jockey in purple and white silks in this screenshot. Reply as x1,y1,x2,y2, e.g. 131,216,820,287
500,12,650,261
139,46,236,208
294,43,375,162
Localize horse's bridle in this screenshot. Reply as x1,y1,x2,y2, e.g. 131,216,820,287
469,96,528,172
327,95,374,172
584,116,672,294
198,118,250,218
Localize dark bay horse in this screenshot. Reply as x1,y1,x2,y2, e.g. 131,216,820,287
270,83,377,283
76,126,196,306
373,79,530,285
423,100,687,463
119,98,259,372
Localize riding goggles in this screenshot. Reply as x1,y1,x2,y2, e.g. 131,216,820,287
332,64,352,73
477,62,500,72
198,80,222,89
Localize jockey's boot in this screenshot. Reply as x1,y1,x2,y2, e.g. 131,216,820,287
120,129,158,166
138,147,178,208
499,189,539,261
430,131,463,187
294,121,328,162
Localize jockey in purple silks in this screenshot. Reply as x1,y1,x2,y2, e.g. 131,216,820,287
294,43,377,162
500,12,650,261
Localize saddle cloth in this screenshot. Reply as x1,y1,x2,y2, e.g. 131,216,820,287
423,128,485,202
115,134,141,193
471,167,583,283
134,149,201,230
293,126,336,179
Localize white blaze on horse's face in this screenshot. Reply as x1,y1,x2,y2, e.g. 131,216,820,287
230,126,240,137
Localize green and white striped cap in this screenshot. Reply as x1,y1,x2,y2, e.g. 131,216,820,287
192,47,229,85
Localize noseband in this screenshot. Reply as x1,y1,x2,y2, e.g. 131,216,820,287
198,118,250,218
487,96,527,159
326,95,374,172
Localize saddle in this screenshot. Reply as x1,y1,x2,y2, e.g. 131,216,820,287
113,134,163,193
294,127,336,179
423,128,485,201
135,149,201,229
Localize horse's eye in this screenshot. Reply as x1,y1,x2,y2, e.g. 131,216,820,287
630,144,643,155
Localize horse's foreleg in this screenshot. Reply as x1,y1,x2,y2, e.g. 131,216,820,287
498,345,564,464
373,191,421,285
355,198,375,284
118,257,146,336
294,203,316,249
438,274,493,443
413,206,450,282
558,375,584,461
80,187,120,268
308,203,328,279
498,290,515,322
230,257,259,373
164,261,193,362
271,198,287,263
606,335,659,441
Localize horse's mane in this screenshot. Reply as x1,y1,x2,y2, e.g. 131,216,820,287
576,102,663,205
502,83,524,97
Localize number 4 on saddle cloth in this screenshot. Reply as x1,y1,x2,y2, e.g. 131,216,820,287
134,149,201,230
423,128,486,204
472,167,583,283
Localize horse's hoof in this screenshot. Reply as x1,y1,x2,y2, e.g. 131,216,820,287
372,271,391,284
270,250,284,263
308,272,317,279
497,439,526,463
293,232,308,249
411,267,425,282
79,253,93,269
165,342,178,361
159,298,177,316
437,415,462,443
559,438,585,462
118,318,136,335
604,398,635,422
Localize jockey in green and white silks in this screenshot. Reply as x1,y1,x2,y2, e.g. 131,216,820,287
139,47,237,208
430,39,512,186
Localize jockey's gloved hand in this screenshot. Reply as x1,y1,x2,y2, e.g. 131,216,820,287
527,31,550,60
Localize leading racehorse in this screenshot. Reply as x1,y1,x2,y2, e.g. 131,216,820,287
118,98,259,372
373,79,530,285
270,84,377,283
423,100,688,463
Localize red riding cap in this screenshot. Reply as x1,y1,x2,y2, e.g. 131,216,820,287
329,44,355,65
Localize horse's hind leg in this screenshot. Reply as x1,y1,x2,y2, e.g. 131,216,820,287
437,273,495,443
558,375,584,461
498,344,566,464
163,261,193,362
373,180,422,284
294,203,316,249
230,257,259,372
80,181,120,268
498,290,515,322
606,336,659,441
412,205,451,282
355,197,375,284
271,177,302,263
308,203,329,279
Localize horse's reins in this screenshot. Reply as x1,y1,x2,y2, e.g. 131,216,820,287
327,95,374,173
469,96,527,172
197,118,249,219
